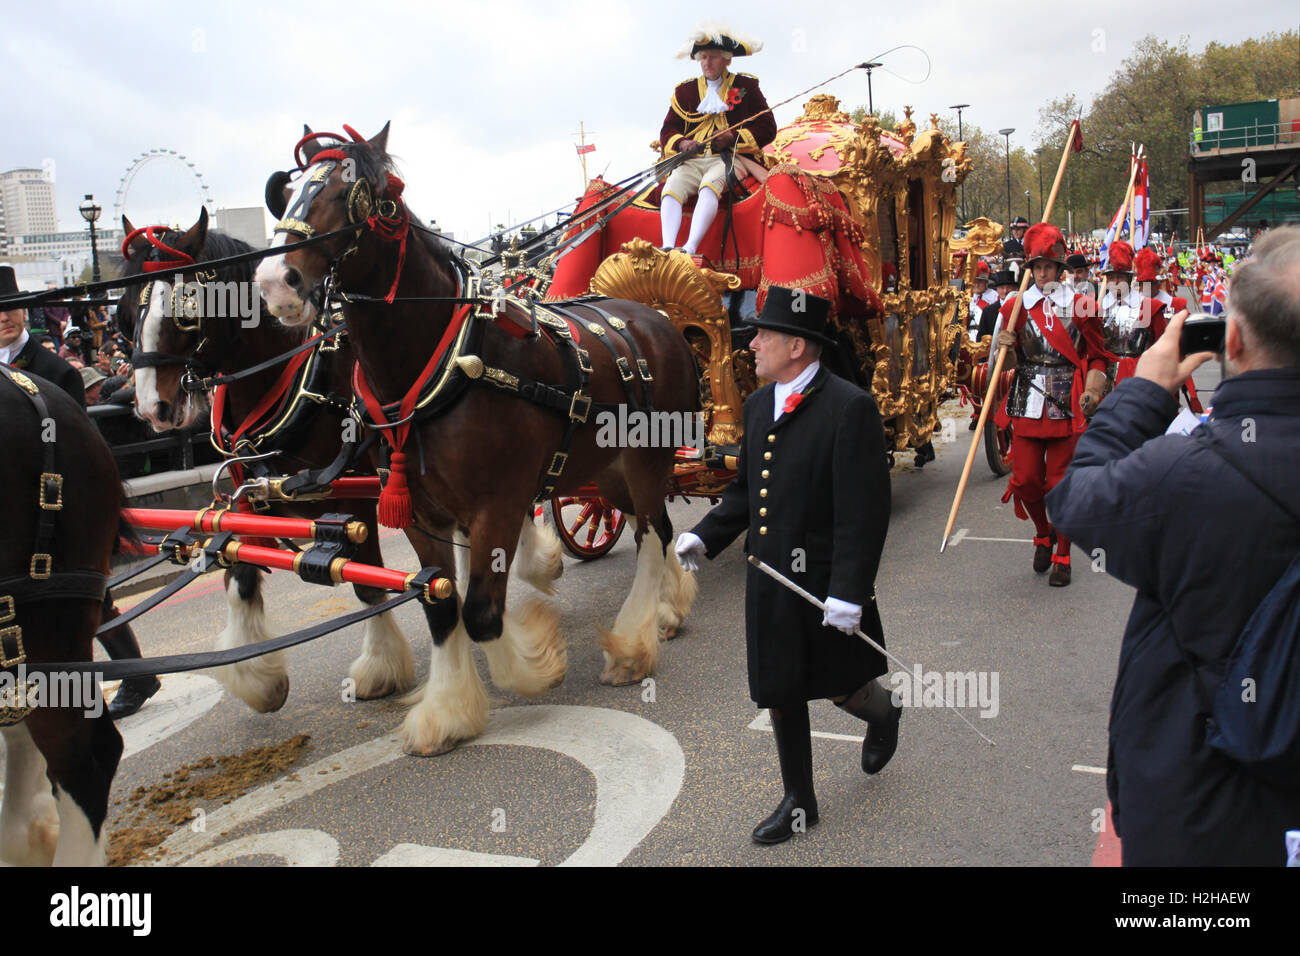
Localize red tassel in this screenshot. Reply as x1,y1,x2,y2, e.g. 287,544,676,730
378,450,413,528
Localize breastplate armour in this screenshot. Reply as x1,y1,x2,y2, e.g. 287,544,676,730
1101,303,1151,358
1007,304,1083,419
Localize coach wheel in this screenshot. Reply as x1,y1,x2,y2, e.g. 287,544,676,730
549,495,627,560
984,419,1012,477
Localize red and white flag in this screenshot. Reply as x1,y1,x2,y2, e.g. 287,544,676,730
575,143,596,155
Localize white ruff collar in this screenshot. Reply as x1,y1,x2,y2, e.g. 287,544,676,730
699,76,728,114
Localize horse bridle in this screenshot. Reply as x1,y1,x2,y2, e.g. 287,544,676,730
128,242,243,393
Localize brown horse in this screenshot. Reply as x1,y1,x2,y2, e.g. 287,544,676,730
118,211,566,714
0,368,122,865
121,211,406,710
255,124,699,755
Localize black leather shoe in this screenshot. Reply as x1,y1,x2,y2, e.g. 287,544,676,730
914,442,936,467
861,702,902,774
1049,559,1071,588
1032,533,1055,573
752,792,819,844
107,677,160,720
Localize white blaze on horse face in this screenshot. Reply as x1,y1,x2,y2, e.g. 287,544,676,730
256,164,323,327
133,278,170,428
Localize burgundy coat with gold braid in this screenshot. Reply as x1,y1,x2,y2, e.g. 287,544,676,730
659,72,776,159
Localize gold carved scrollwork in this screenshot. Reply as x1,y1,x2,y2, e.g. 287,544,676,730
590,240,744,445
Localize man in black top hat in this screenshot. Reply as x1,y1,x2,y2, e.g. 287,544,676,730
1064,253,1097,298
675,286,896,844
1003,216,1029,271
0,265,160,718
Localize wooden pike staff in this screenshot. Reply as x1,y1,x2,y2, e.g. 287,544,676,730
939,120,1085,553
1093,145,1145,306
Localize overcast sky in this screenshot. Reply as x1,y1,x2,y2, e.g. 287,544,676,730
7,0,1294,245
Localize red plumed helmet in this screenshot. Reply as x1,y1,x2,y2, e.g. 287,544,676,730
1106,241,1135,274
976,260,990,277
1134,247,1162,283
1024,223,1067,265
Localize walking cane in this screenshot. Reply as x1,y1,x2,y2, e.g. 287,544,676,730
939,120,1086,554
748,556,996,746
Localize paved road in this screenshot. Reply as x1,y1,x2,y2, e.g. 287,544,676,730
13,383,1218,867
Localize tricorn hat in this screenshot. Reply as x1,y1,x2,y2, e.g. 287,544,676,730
0,265,18,298
1024,223,1068,266
1134,248,1162,283
1104,241,1135,275
747,286,835,346
677,21,762,59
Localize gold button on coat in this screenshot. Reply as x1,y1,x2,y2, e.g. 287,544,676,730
767,435,775,443
761,469,770,479
760,488,768,498
763,451,772,460
759,526,767,535
759,507,767,517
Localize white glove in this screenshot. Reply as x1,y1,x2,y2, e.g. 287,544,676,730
822,596,862,635
674,532,705,573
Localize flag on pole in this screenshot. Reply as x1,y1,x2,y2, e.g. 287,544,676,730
1132,160,1150,249
1070,119,1084,153
575,143,596,155
1098,151,1136,272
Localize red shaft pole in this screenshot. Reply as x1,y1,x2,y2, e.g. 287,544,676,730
124,507,368,543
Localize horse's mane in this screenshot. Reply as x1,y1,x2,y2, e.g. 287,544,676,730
337,141,458,275
120,227,255,281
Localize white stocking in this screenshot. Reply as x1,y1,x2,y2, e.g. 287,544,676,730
660,195,683,249
682,188,720,255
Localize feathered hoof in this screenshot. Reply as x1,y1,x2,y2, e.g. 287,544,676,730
398,707,479,757
484,597,568,698
350,647,415,700
212,651,289,714
597,628,655,686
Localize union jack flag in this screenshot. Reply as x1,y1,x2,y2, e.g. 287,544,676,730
1200,272,1227,315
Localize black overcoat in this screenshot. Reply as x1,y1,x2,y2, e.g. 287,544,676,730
1048,371,1300,866
692,366,891,706
7,337,86,407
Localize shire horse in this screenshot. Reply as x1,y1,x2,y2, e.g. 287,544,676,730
256,124,699,755
0,367,122,865
118,212,565,713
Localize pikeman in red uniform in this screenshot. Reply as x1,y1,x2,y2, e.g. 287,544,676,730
1098,240,1166,392
995,224,1107,587
1135,246,1203,412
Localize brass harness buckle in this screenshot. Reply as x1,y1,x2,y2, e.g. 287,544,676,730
29,554,52,580
39,473,63,511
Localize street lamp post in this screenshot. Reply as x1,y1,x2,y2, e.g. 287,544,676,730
950,103,970,220
862,61,883,115
998,128,1015,231
1025,189,1031,222
78,194,102,284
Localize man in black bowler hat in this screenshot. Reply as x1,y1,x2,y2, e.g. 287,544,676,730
675,286,896,843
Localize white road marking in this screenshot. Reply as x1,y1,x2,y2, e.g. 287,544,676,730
182,828,339,867
948,528,969,547
113,674,225,761
147,704,684,867
370,844,538,867
748,709,863,743
1071,764,1107,775
960,536,1034,544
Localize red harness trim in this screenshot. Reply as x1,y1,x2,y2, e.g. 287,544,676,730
352,304,471,528
210,338,317,455
122,225,197,272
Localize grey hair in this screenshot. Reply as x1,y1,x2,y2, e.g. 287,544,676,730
1227,225,1300,367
